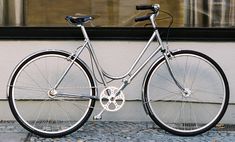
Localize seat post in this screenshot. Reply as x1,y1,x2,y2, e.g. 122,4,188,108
79,25,90,41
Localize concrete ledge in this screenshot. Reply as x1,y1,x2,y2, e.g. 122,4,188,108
0,40,234,123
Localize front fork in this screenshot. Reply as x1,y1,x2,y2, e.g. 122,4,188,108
162,50,186,93
142,50,188,115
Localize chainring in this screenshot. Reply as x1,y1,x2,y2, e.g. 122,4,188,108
100,86,125,112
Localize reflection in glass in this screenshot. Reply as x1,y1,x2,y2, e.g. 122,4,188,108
185,0,235,27
0,0,234,28
0,0,23,26
0,0,6,25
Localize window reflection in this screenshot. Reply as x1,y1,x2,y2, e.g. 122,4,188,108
0,0,234,28
0,0,23,26
185,0,235,27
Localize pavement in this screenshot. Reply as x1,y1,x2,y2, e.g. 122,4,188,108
0,121,235,142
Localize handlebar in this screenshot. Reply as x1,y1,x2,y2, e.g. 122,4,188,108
135,15,150,22
135,4,160,22
136,5,154,10
136,4,160,11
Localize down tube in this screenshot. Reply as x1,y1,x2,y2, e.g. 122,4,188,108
119,37,162,91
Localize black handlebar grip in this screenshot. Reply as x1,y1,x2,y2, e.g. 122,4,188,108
136,5,153,10
135,15,150,22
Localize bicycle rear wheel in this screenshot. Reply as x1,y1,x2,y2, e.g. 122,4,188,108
8,50,96,137
143,50,229,136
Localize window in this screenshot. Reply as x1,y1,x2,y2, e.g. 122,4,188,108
0,0,234,28
0,0,234,40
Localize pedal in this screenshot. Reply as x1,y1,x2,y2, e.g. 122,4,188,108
93,115,102,120
93,109,105,120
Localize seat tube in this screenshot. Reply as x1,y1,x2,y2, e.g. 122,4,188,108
80,25,108,87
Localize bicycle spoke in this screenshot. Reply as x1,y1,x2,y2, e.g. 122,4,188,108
8,51,96,137
21,70,48,94
156,73,176,86
9,85,48,93
145,50,229,136
32,99,48,128
188,102,199,130
151,83,181,95
58,98,91,113
55,101,73,128
188,60,201,89
32,61,53,88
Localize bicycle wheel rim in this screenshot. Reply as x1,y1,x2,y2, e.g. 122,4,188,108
145,50,229,135
8,51,95,137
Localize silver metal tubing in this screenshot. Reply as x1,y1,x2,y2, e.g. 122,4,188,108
100,13,157,81
53,42,88,89
115,30,163,95
80,25,109,87
57,93,99,100
163,52,186,92
80,25,90,40
116,44,162,95
103,31,157,80
71,11,185,96
87,41,108,87
154,26,186,92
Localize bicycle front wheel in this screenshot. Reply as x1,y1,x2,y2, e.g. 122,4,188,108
8,50,96,137
143,50,229,136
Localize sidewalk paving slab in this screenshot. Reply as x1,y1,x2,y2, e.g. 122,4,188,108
0,133,28,142
1,121,235,142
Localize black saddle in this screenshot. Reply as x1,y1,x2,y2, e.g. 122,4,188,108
65,16,93,25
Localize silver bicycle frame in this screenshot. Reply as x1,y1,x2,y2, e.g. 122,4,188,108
54,12,185,94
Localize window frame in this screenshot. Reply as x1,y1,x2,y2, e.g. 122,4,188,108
0,27,234,41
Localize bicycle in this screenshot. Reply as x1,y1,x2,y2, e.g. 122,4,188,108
7,4,229,138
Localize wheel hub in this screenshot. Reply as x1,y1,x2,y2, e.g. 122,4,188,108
182,88,192,97
48,89,58,98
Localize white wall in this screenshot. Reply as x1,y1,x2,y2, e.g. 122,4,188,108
0,40,234,123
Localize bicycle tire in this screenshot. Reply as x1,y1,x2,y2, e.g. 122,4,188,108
143,50,229,136
8,50,96,138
